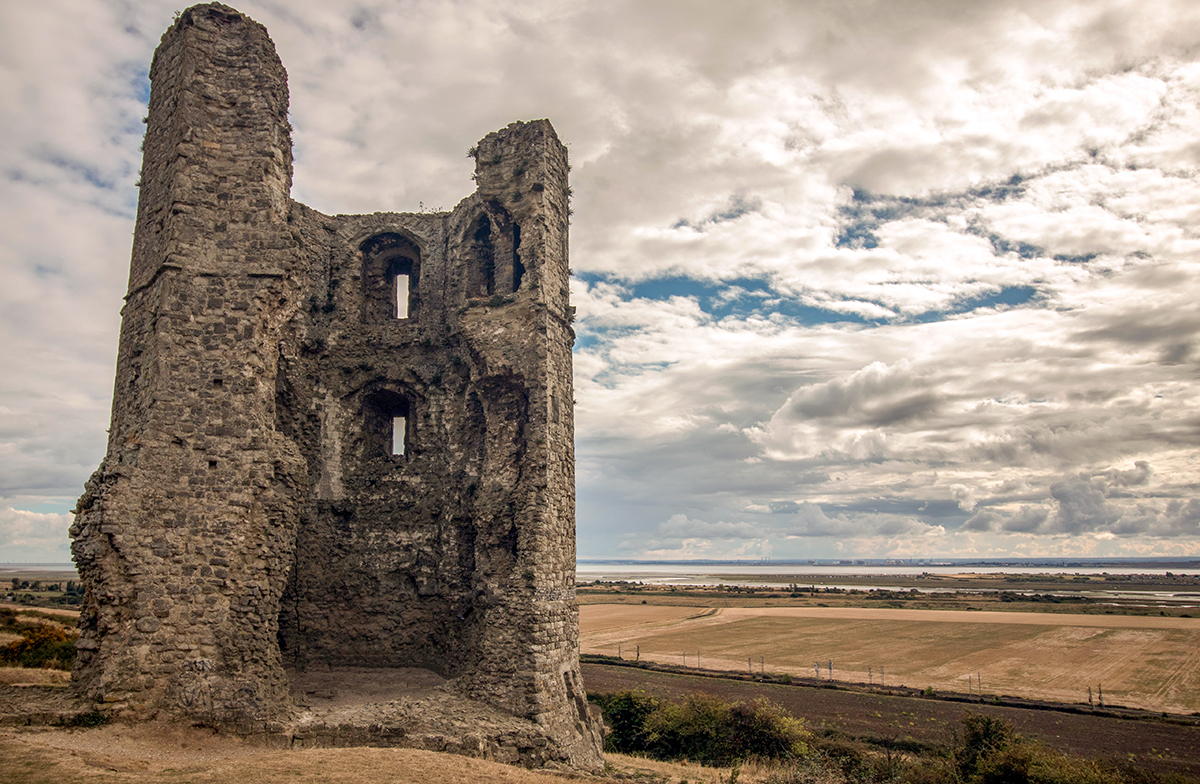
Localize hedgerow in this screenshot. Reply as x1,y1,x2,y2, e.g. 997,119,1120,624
591,690,810,765
593,694,1196,784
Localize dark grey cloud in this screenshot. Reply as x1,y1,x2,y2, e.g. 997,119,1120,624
962,509,1002,532
1003,506,1052,534
1050,478,1122,534
1103,460,1153,488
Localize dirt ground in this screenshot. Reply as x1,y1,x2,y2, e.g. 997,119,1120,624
0,724,744,784
581,663,1200,780
0,668,68,687
579,604,1200,713
288,666,447,707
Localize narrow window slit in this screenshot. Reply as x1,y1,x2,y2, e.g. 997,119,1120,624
392,415,407,455
395,274,410,319
511,223,524,293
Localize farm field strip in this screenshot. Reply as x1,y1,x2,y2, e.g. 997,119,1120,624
573,604,706,633
579,604,1200,714
580,663,1200,779
715,606,1200,628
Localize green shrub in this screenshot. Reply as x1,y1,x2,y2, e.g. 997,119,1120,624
592,690,660,753
0,624,77,670
956,712,1017,776
645,693,733,764
952,712,1123,784
725,698,810,761
592,690,810,766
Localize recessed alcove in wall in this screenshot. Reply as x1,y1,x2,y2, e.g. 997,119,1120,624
464,213,524,297
511,223,523,293
364,389,412,459
361,233,420,321
470,216,496,297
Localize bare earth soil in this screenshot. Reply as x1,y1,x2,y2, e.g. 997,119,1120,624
581,663,1200,779
580,604,1200,714
0,724,745,784
0,725,585,784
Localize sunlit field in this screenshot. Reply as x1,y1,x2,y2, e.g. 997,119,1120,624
580,604,1200,714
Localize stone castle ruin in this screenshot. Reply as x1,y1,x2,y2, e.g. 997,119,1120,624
68,2,602,769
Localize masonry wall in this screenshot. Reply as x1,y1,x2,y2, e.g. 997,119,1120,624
71,4,304,722
71,2,600,768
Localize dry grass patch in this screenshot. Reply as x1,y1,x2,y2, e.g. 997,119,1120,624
0,666,70,686
0,725,761,784
605,752,752,783
579,605,1200,713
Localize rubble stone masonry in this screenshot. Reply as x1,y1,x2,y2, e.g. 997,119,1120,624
70,2,601,769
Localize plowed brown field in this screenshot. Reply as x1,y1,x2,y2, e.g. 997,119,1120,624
580,663,1200,779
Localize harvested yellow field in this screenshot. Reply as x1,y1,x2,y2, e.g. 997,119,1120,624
576,603,709,633
579,604,1200,714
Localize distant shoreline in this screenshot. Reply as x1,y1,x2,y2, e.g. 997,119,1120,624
578,557,1200,567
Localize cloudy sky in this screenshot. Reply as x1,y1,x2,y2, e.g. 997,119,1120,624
3,0,1199,562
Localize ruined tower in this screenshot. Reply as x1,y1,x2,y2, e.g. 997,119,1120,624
70,3,601,769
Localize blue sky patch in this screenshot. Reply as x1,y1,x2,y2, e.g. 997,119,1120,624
580,273,875,325
673,193,762,231
910,285,1040,323
11,501,73,515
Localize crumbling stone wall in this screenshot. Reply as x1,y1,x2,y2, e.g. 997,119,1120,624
71,2,601,769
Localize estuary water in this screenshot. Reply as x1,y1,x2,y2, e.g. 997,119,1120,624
576,561,1200,585
575,561,1200,607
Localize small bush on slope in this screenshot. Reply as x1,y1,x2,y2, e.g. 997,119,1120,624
595,701,1199,784
592,691,811,766
0,624,77,670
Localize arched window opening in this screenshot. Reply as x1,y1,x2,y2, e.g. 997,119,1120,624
361,233,420,322
365,389,412,460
